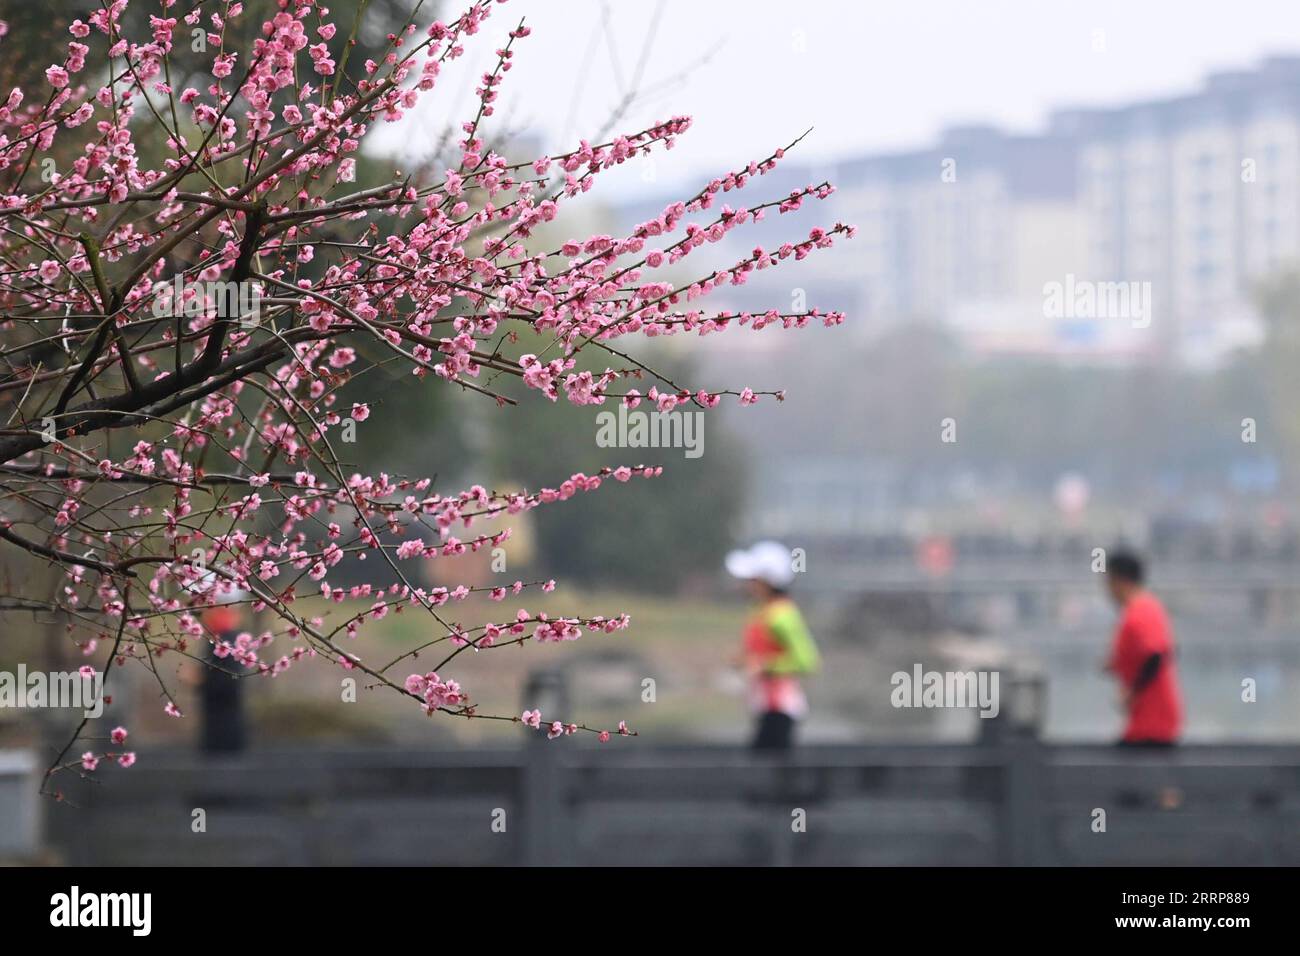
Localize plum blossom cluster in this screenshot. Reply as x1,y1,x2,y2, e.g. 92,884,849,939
0,0,851,790
521,709,631,743
79,751,136,772
69,724,134,775
403,671,466,715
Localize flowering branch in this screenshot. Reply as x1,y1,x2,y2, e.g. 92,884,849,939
0,0,852,789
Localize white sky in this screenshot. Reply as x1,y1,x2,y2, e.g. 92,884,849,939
377,0,1300,189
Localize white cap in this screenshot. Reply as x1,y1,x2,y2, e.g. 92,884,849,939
725,540,794,589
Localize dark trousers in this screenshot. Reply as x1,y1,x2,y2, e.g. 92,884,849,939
200,630,247,753
1116,739,1176,748
752,711,795,751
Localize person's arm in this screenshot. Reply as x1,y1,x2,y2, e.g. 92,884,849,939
1131,651,1163,694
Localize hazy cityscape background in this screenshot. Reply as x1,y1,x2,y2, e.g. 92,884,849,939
440,4,1300,747
2,0,1299,870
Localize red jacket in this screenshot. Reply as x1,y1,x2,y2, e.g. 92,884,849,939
1107,592,1183,743
201,605,241,636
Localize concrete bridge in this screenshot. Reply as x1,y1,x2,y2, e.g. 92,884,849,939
19,727,1300,866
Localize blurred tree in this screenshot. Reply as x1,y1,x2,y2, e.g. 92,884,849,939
717,317,1277,502
0,1,424,90
487,348,748,592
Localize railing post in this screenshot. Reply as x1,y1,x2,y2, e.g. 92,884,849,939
1000,731,1047,865
521,669,569,866
991,670,1049,865
0,750,39,862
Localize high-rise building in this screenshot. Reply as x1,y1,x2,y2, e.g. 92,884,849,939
763,56,1300,365
1068,56,1300,365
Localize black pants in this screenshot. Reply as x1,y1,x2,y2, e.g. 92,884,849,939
1116,739,1176,748
200,629,247,753
752,711,795,751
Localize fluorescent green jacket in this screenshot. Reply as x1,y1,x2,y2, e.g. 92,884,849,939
760,599,820,676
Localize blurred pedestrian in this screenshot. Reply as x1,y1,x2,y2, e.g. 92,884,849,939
193,574,250,753
1102,549,1183,747
725,541,820,751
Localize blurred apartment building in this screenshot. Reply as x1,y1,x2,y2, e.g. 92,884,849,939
792,55,1300,367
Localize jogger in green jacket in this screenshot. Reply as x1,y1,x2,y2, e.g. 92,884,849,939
725,541,820,751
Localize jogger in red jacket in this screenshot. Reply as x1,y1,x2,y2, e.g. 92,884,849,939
1103,550,1184,746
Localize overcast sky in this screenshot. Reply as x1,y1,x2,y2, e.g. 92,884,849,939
377,0,1300,189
